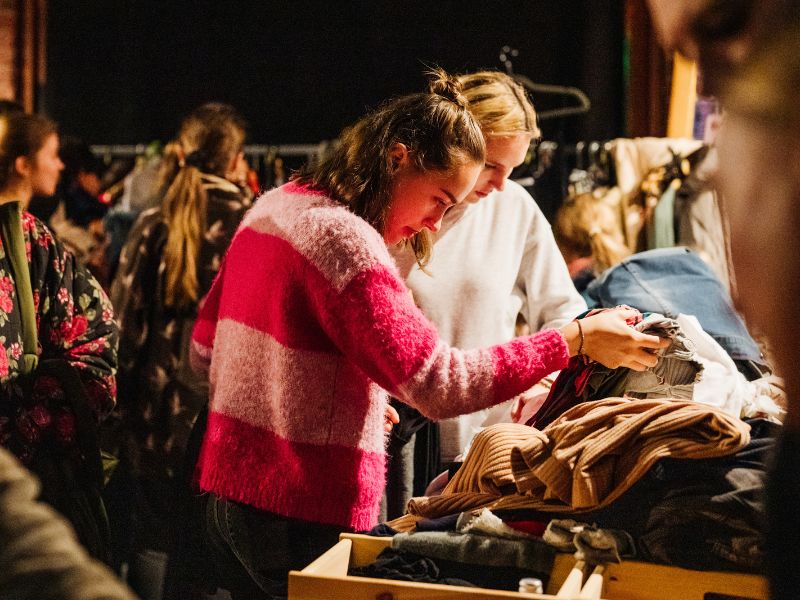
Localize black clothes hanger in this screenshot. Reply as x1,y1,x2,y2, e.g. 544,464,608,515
499,46,591,121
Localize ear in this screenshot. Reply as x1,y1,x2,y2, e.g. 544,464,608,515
14,155,32,179
388,143,409,172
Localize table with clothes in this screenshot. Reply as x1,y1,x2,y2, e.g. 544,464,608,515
350,249,781,593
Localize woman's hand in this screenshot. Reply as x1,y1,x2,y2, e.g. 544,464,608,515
560,308,670,371
384,404,400,434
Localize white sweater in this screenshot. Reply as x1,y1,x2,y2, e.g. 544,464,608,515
390,181,587,461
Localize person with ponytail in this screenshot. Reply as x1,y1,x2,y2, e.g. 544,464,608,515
106,102,249,593
553,193,631,294
189,70,665,599
385,71,589,517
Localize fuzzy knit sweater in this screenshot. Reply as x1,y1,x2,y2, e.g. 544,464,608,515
190,182,570,531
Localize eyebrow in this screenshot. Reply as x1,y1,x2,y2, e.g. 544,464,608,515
440,188,457,204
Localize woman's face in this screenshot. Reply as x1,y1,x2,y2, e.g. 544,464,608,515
29,134,64,197
466,133,531,203
383,148,481,245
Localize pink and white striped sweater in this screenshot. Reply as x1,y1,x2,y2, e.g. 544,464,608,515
190,182,570,531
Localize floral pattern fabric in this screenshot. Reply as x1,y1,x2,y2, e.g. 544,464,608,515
0,212,118,463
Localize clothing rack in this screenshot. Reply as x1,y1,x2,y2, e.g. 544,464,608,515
90,143,327,163
91,142,335,191
499,46,592,121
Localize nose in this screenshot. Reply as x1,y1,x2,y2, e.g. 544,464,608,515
424,217,443,233
489,167,511,192
422,211,446,233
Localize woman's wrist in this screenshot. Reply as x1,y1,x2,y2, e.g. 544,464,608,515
559,321,582,357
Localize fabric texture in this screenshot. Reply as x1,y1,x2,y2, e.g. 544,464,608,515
0,211,118,466
398,398,750,523
191,182,570,531
585,247,764,367
581,418,777,572
528,311,703,430
392,530,555,573
0,203,38,374
106,175,249,497
391,180,587,462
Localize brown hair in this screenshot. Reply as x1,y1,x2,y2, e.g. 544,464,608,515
554,193,630,274
296,68,485,266
161,102,246,310
0,112,58,191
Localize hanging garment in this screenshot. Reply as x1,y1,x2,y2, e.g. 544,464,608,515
648,181,679,249
674,147,731,289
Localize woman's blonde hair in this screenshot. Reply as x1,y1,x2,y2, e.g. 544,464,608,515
457,70,540,138
162,102,246,310
296,68,485,266
554,194,630,274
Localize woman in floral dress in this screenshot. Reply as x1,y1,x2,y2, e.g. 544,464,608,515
0,111,119,559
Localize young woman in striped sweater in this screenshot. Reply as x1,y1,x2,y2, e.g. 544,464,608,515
190,70,666,599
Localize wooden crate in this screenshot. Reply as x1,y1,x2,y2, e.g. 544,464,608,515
288,533,768,600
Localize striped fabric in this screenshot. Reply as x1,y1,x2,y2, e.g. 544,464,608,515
398,398,750,527
190,182,570,531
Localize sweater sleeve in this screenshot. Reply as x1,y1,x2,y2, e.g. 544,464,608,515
33,218,119,422
314,259,570,421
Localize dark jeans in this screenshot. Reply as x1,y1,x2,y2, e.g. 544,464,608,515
203,494,344,600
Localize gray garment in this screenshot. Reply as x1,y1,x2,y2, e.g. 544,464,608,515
392,531,554,572
543,519,635,564
0,447,138,600
624,313,704,399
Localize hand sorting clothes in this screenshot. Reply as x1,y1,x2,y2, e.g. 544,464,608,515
528,309,784,430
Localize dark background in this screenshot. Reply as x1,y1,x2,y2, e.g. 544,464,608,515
45,1,624,146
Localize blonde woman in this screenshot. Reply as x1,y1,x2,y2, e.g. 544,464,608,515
387,71,588,515
106,102,249,594
553,193,631,293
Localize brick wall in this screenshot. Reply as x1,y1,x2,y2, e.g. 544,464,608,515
0,0,17,101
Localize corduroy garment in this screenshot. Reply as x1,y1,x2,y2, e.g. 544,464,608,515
397,398,750,526
190,182,570,531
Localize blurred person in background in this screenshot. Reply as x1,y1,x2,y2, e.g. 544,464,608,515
646,1,800,597
49,137,111,287
103,102,250,600
553,193,631,295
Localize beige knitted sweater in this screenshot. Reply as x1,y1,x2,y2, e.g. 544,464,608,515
390,398,750,531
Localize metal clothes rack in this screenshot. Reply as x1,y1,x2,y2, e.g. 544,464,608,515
90,142,329,164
